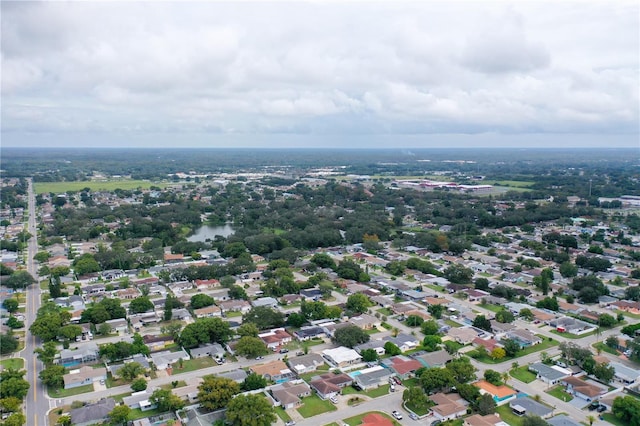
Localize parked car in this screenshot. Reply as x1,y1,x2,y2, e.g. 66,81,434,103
588,401,600,411
390,384,396,392
330,396,338,404
431,421,442,426
285,421,296,426
597,405,607,413
392,411,403,420
409,413,419,420
255,356,264,360
279,348,289,354
393,377,402,385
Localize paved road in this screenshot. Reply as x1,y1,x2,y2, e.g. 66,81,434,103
22,178,48,426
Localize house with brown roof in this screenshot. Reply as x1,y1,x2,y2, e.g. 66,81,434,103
430,392,468,422
474,380,517,404
309,372,353,399
195,279,220,290
270,380,312,409
448,327,479,345
611,300,640,315
381,355,423,379
464,414,509,426
164,253,184,263
348,313,381,330
250,360,295,382
258,328,293,350
218,299,251,314
560,376,606,402
193,305,223,318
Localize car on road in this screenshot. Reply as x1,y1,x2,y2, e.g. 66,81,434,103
279,348,289,354
255,356,264,360
409,413,419,420
392,411,403,420
285,421,296,426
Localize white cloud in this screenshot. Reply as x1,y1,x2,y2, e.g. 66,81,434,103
1,1,638,147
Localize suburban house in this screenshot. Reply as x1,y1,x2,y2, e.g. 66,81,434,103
352,366,393,390
448,327,479,345
355,340,387,356
218,299,251,314
123,389,156,411
414,349,453,368
142,334,174,351
270,381,312,409
504,329,542,348
150,348,190,370
104,318,129,335
293,326,327,341
429,392,468,422
70,398,115,426
348,314,381,330
547,415,583,426
322,347,362,368
528,362,571,385
287,353,326,375
560,376,606,401
508,398,553,418
548,317,596,335
381,355,423,379
382,333,420,352
309,373,353,399
609,361,640,385
59,343,100,366
464,414,509,426
63,366,107,389
193,305,223,318
258,328,293,350
251,360,295,383
252,297,279,308
474,380,517,405
190,343,225,360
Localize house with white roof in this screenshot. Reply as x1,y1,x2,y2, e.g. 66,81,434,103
322,347,362,368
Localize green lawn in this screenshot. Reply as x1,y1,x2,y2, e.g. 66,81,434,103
405,401,432,416
510,366,536,383
172,356,216,373
546,385,573,402
342,384,391,398
377,308,393,316
479,303,502,313
225,311,243,317
296,394,337,418
48,384,94,398
111,392,131,403
593,342,619,356
551,330,596,339
496,405,525,426
275,406,292,422
477,339,559,364
129,407,166,421
34,180,165,194
343,411,401,426
616,309,640,320
444,319,462,328
602,412,628,426
0,358,24,370
491,180,535,188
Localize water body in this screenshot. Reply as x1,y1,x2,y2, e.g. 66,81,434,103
187,224,235,242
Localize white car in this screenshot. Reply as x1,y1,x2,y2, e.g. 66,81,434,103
330,396,338,404
392,411,403,420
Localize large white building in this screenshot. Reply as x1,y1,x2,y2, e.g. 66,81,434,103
322,347,361,368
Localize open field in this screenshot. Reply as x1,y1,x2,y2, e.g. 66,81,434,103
510,366,536,383
34,180,165,194
490,180,535,188
0,358,24,369
48,384,94,398
297,394,337,418
546,385,573,402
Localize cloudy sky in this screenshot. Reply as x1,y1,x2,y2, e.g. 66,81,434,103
2,1,638,148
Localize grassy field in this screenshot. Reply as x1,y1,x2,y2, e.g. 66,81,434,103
551,330,596,340
496,405,524,426
510,366,536,383
172,357,216,373
343,384,391,398
593,342,619,356
297,394,337,418
546,385,573,402
602,412,627,426
479,303,502,313
275,406,292,422
34,180,164,194
490,180,535,188
48,384,94,398
477,338,559,364
0,358,24,370
343,411,401,426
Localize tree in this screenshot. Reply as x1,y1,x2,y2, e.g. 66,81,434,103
473,315,492,332
384,341,402,356
0,333,18,355
237,322,260,338
421,320,440,336
6,317,24,329
457,383,481,404
118,362,146,381
39,365,66,389
559,262,578,278
402,386,430,412
406,315,424,327
0,369,29,400
598,313,617,327
179,317,233,348
235,336,269,358
445,357,476,383
131,378,148,392
361,348,379,362
612,395,640,426
4,270,35,289
477,392,497,415
474,277,490,291
58,324,82,341
495,309,515,324
502,339,521,358
422,335,442,352
491,347,506,360
332,325,370,348
190,293,215,309
1,412,26,426
484,369,503,385
0,397,22,413
519,308,534,321
443,264,473,284
241,373,267,391
242,307,285,330
536,297,559,311
345,293,371,315
225,393,276,426
420,367,456,394
72,254,101,276
150,388,185,411
56,415,72,426
606,336,619,349
198,376,240,411
427,304,444,319
522,416,550,426
286,312,306,327
2,299,18,314
108,405,131,426
593,362,615,383
128,296,154,314
310,253,335,269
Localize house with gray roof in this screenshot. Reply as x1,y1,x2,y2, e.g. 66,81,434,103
547,415,582,426
413,349,453,368
190,343,225,359
219,369,248,383
353,366,393,390
59,342,100,366
355,340,386,355
528,362,571,385
610,361,640,385
123,389,156,411
287,353,326,375
251,297,279,308
508,397,553,418
382,333,420,352
70,398,115,426
270,381,312,409
150,348,190,370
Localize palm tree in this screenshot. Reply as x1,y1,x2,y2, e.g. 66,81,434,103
502,372,510,386
392,327,400,337
586,415,595,426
